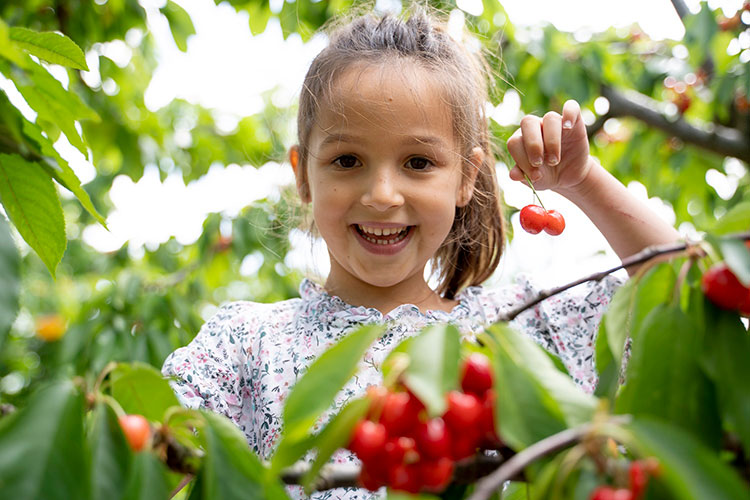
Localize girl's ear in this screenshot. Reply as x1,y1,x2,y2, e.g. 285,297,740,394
457,147,483,207
290,145,311,203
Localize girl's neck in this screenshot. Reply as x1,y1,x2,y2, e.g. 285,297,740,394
323,271,458,315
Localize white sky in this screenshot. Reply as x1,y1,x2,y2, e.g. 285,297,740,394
68,0,744,286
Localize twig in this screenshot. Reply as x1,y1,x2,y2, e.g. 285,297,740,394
466,416,632,500
498,231,750,323
168,474,193,499
601,86,749,162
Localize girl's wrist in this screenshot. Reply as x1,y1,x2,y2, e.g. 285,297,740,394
553,156,604,204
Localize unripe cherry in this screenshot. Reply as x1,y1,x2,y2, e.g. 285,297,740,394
118,414,151,452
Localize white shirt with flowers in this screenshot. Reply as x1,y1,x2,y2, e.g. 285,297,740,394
161,275,620,499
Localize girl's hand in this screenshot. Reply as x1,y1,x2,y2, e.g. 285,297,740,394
506,100,592,193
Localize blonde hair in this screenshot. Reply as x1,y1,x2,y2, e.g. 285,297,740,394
295,6,505,299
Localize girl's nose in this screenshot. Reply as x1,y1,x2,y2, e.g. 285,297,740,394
360,167,405,211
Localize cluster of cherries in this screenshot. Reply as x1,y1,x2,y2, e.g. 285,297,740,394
519,204,566,236
590,459,660,500
347,353,501,494
701,242,750,316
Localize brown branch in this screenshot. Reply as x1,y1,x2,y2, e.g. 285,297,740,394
499,231,750,323
466,416,632,500
601,85,749,163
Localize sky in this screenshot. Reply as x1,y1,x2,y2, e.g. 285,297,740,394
55,0,746,286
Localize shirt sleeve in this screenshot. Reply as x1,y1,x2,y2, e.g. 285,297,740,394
161,302,250,422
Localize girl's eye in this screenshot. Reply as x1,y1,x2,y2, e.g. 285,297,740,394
333,155,359,169
406,157,432,171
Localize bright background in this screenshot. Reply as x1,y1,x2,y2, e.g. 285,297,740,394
66,0,746,287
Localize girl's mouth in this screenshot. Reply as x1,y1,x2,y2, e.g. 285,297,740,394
354,224,412,245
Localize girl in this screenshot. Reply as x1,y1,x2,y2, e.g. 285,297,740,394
162,7,680,499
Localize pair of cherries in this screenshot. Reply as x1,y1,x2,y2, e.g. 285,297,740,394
519,205,565,236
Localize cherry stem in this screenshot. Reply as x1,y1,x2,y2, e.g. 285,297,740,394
522,172,546,211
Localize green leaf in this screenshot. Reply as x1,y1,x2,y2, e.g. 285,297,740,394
121,452,170,500
401,324,461,416
615,305,721,449
301,397,370,491
88,402,132,500
20,118,107,227
717,237,750,287
9,27,88,70
161,1,196,52
603,277,637,369
482,323,596,450
14,61,99,157
623,418,750,500
0,19,29,67
0,379,90,500
0,216,20,351
700,308,750,453
282,324,384,442
192,411,290,500
683,3,719,68
593,321,618,402
0,153,66,277
110,362,181,422
711,201,750,235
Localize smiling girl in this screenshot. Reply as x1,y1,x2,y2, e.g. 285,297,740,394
162,7,679,499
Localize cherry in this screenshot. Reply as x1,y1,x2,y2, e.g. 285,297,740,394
451,427,481,460
479,389,503,449
349,420,387,462
358,465,385,491
388,463,422,493
414,417,452,460
419,457,454,492
544,209,566,236
383,436,419,466
739,291,750,317
461,353,493,398
365,385,389,420
629,460,648,499
443,391,483,431
380,390,423,436
118,414,151,452
590,486,617,500
613,489,634,500
519,205,547,234
701,263,748,310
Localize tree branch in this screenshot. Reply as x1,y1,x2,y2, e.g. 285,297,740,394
498,231,750,323
601,85,750,163
669,0,690,21
466,416,632,500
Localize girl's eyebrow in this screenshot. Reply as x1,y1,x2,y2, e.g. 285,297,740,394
319,132,448,149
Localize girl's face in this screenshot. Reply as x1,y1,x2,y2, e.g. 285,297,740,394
293,62,480,306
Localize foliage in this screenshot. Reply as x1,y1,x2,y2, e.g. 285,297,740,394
0,0,748,499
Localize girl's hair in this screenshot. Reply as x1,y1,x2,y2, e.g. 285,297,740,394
296,6,505,299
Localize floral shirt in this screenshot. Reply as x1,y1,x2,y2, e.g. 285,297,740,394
161,275,621,499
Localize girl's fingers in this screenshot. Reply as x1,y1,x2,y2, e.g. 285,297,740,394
561,100,582,131
509,164,525,182
542,111,562,166
519,115,544,171
507,131,540,181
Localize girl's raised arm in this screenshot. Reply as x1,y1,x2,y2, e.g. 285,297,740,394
506,100,681,270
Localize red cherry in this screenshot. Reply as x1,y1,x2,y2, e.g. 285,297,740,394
358,464,385,491
544,209,565,235
479,389,503,449
461,353,493,398
349,420,387,462
443,391,483,431
419,457,454,492
365,385,388,420
380,391,422,436
383,436,419,466
629,461,649,499
451,427,481,460
414,417,452,460
118,414,151,452
589,486,617,500
613,489,634,500
519,204,547,234
739,290,750,317
701,263,748,310
388,463,421,493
